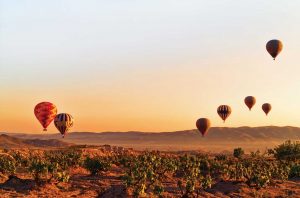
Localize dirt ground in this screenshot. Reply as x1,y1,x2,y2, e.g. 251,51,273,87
0,165,299,198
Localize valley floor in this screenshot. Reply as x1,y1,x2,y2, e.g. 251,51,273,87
0,166,299,198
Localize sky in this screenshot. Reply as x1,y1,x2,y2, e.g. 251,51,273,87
1,0,300,133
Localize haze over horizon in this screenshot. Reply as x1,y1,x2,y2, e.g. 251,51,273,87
1,1,300,133
1,125,298,135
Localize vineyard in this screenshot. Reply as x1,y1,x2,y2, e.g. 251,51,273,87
0,141,299,197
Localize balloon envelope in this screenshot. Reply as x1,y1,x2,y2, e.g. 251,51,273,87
54,113,74,138
266,39,283,60
217,105,232,122
34,102,57,131
262,103,272,115
244,96,256,111
196,118,211,136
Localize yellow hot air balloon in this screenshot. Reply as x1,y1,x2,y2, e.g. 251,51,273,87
244,96,256,111
196,118,211,137
217,105,232,123
266,39,283,60
54,113,74,138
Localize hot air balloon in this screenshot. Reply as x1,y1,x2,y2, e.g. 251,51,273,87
266,39,283,60
54,113,74,138
262,103,272,115
34,102,57,131
196,118,211,137
244,96,256,111
217,105,232,122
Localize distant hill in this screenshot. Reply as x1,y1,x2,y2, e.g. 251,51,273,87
2,126,300,152
0,134,73,149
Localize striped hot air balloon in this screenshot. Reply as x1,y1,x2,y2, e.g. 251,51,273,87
34,102,57,131
54,113,74,138
217,105,232,122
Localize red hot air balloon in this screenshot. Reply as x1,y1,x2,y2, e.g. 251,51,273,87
196,118,211,137
266,39,283,60
244,96,256,111
262,103,272,115
34,102,57,131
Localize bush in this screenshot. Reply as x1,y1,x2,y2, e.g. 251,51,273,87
56,171,70,182
120,152,175,197
215,154,227,161
28,156,51,183
84,156,112,176
272,140,300,161
45,149,83,171
250,150,261,158
289,164,300,178
9,150,29,167
233,148,244,159
0,154,16,175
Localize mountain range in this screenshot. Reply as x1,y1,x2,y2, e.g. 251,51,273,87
0,134,72,149
1,126,300,152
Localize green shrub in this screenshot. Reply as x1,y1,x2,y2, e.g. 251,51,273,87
201,175,212,190
28,156,51,183
250,150,261,158
215,154,227,161
84,156,112,176
289,164,300,178
233,148,244,159
56,171,70,182
0,154,16,175
28,156,73,183
273,140,300,161
45,149,83,171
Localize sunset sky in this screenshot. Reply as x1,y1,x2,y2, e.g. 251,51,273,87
1,1,300,133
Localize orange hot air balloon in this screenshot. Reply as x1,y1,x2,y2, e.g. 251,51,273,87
34,102,57,131
262,103,272,115
266,39,283,60
196,118,211,137
244,96,256,111
217,105,232,123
